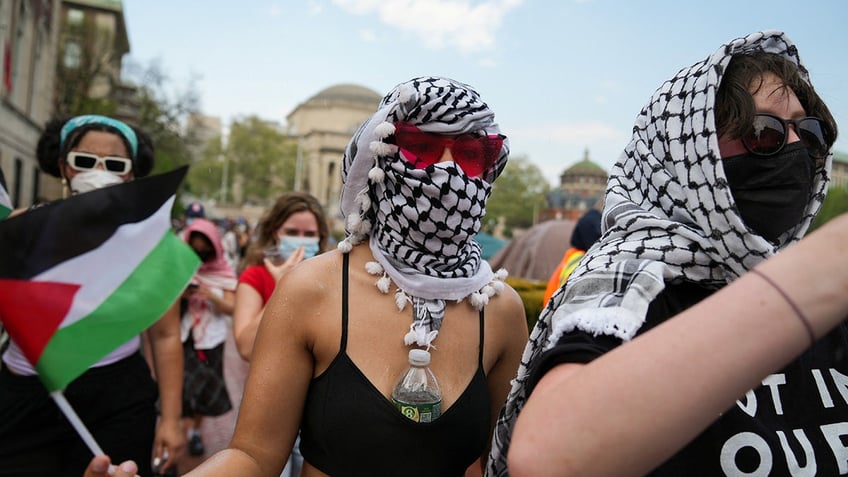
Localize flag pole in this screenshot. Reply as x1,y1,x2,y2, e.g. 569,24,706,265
50,390,106,455
50,391,139,476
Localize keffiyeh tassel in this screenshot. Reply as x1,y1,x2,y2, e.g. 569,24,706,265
376,274,392,294
374,121,396,139
395,289,411,311
404,323,439,350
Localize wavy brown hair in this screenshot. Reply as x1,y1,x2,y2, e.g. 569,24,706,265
241,192,330,269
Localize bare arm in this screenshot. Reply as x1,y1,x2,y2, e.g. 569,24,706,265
185,261,318,476
146,301,186,470
232,282,265,361
508,214,848,477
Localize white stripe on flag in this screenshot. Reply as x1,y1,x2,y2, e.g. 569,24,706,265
34,196,176,328
0,183,11,210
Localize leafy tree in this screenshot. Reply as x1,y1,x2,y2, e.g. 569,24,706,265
226,116,298,204
54,16,119,117
185,136,225,200
485,155,550,237
810,185,848,232
122,60,201,175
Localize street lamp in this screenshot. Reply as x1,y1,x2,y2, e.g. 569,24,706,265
294,136,303,192
219,153,229,204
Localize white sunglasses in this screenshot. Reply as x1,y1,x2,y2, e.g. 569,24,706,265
67,151,133,175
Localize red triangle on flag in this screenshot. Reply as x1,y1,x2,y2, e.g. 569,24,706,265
0,279,79,365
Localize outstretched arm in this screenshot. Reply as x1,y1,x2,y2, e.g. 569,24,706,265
508,213,848,477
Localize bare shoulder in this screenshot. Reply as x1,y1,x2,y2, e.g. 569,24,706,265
276,249,343,299
263,250,344,338
485,281,529,347
490,282,527,326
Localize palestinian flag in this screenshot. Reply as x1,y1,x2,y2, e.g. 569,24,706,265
0,166,12,219
0,166,199,391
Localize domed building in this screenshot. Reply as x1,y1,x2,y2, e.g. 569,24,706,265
540,149,608,222
285,84,382,218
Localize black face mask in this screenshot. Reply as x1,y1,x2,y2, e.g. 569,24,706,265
722,142,816,243
193,249,215,263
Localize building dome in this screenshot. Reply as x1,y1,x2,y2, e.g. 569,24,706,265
305,84,382,106
561,155,607,178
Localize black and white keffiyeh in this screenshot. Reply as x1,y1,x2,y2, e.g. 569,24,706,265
486,30,832,476
338,76,510,349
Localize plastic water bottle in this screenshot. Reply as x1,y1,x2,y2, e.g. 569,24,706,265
392,349,442,423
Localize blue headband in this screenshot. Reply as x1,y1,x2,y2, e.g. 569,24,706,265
59,115,138,158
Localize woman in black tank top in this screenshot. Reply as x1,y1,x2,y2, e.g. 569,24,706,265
132,77,530,477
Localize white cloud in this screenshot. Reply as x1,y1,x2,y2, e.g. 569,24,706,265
332,0,524,52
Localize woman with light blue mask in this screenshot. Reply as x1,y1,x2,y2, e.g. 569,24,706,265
233,192,330,361
231,191,329,477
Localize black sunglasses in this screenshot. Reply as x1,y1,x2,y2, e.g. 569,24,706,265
742,114,828,160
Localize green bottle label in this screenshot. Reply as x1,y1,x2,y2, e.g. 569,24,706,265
393,399,442,423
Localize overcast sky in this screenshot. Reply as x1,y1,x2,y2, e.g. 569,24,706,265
123,0,848,186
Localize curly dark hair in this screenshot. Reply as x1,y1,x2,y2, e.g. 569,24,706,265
36,116,155,178
715,51,838,156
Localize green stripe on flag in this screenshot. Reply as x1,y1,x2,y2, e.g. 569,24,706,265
0,205,10,220
36,231,199,391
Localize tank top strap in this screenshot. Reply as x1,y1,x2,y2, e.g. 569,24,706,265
341,252,350,352
477,309,485,368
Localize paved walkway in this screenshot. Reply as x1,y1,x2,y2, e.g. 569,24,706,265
176,328,249,473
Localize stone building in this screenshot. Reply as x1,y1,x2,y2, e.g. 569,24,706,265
284,84,382,221
540,149,608,222
0,0,62,209
0,0,132,205
830,151,848,190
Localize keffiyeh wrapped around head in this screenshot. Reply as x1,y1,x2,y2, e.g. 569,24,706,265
338,76,510,349
486,30,832,476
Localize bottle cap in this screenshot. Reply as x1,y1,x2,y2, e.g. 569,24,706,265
409,349,431,366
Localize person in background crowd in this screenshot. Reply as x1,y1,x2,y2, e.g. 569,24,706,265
0,114,185,477
232,191,330,477
496,31,843,477
541,206,602,307
178,202,206,232
233,192,330,361
220,219,243,273
180,218,237,458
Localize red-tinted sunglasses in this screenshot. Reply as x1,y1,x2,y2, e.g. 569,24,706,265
393,122,504,178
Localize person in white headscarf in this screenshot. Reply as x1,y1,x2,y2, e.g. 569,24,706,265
166,76,528,477
494,31,842,477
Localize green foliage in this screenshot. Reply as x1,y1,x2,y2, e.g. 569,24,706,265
186,137,225,200
810,185,848,232
54,22,119,117
506,276,548,332
485,155,550,235
226,116,298,204
123,61,200,176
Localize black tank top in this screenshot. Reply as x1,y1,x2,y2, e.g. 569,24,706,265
300,253,490,476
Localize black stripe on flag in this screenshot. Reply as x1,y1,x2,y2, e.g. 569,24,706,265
0,166,188,280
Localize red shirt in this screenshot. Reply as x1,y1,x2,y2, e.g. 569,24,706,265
238,264,276,304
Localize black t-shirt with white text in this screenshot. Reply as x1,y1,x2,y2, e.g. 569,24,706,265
530,281,848,476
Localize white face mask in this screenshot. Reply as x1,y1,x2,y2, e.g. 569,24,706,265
69,169,124,194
